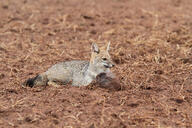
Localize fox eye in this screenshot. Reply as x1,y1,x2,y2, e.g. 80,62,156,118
102,58,107,61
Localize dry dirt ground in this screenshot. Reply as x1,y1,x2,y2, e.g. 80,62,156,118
0,0,192,127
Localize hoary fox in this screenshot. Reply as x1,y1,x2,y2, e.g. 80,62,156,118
23,42,115,87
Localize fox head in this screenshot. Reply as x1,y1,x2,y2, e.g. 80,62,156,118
90,42,114,72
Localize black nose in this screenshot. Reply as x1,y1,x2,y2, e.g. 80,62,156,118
112,64,115,67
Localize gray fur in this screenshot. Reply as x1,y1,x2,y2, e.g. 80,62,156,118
23,43,114,87
45,60,90,86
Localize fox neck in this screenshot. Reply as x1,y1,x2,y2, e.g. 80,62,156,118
83,63,109,85
86,62,110,79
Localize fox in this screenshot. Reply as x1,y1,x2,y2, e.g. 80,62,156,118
23,42,115,87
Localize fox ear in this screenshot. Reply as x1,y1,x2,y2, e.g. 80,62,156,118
107,41,110,51
92,43,100,53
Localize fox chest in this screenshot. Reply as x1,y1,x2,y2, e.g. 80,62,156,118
72,73,94,86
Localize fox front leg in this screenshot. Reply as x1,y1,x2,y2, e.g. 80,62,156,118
47,81,60,88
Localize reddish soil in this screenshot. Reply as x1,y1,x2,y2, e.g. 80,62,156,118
0,0,192,127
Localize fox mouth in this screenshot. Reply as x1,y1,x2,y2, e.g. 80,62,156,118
104,65,110,68
104,63,114,68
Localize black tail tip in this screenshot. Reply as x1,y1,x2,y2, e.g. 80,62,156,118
22,75,39,88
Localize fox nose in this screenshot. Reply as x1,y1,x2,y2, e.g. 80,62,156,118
110,63,115,68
